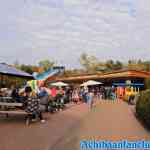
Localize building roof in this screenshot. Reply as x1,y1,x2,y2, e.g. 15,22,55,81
52,70,150,83
0,63,34,79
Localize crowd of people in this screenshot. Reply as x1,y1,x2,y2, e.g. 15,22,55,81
71,86,117,102
0,84,122,124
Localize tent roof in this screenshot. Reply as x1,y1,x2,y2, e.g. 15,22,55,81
51,81,68,87
81,80,102,86
0,63,34,79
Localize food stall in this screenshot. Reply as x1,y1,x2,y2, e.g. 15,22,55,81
113,80,144,101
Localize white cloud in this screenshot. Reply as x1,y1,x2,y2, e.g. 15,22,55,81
0,0,150,68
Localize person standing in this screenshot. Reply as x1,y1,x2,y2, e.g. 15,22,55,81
83,86,88,103
24,86,45,123
51,87,57,98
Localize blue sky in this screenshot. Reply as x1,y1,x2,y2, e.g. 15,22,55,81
0,0,150,69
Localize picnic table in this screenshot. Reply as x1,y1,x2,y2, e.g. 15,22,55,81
0,96,13,102
0,100,32,125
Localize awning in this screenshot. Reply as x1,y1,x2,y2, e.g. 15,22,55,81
112,83,144,86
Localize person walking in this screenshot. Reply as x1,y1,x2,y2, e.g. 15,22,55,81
87,90,94,110
72,88,80,104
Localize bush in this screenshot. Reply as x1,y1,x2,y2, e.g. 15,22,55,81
144,78,150,89
136,89,150,127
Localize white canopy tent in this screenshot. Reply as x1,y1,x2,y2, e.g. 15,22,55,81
51,81,68,87
80,80,102,86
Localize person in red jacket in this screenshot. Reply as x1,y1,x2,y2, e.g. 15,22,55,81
51,87,57,98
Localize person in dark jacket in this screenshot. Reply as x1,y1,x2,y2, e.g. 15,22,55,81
24,86,45,123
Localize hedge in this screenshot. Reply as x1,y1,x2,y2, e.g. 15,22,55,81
136,89,150,127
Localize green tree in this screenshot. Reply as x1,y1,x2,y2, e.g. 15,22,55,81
144,78,150,89
127,59,150,71
143,61,150,72
79,53,99,72
79,53,89,70
38,59,55,72
19,64,35,74
137,59,142,64
13,61,35,74
128,59,138,70
106,60,114,71
113,60,123,70
80,54,125,72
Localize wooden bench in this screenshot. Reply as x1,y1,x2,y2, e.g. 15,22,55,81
0,97,13,102
0,102,23,107
0,102,32,125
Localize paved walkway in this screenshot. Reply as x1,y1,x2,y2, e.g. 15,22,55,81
0,100,149,150
0,103,88,150
52,100,150,150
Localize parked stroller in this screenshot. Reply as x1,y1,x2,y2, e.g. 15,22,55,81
55,93,65,110
48,96,58,113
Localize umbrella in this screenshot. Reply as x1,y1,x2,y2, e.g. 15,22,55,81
51,81,68,87
0,63,34,79
81,80,102,86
